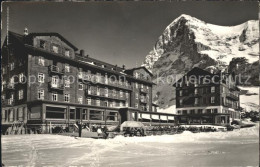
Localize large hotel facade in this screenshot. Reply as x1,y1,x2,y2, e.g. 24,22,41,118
174,67,241,126
1,29,175,133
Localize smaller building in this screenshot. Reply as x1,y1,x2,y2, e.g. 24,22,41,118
173,67,241,126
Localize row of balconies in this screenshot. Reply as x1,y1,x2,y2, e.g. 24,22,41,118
86,91,128,101
78,72,132,90
48,65,151,92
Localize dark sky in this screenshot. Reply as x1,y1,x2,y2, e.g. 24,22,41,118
1,1,258,68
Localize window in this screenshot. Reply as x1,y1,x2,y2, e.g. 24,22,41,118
40,40,46,48
198,109,203,114
87,98,91,105
135,83,138,89
135,92,139,99
179,99,183,105
104,87,108,97
64,94,70,102
194,88,198,95
190,110,195,114
195,98,199,105
52,93,58,101
141,84,144,88
146,105,149,111
120,90,123,98
78,83,83,90
87,85,91,94
211,96,215,103
3,67,6,74
104,101,108,107
119,101,123,107
78,96,83,104
125,101,129,107
10,62,14,71
213,109,218,114
64,79,70,88
179,90,183,96
38,56,45,66
194,81,198,87
65,49,70,57
207,109,211,114
112,101,116,107
18,89,24,100
135,103,138,108
97,87,100,96
211,86,215,93
19,73,25,83
177,110,181,114
38,89,44,100
186,81,189,86
38,73,45,83
112,89,116,97
51,76,59,87
179,82,183,87
52,45,59,53
222,87,225,93
65,64,70,72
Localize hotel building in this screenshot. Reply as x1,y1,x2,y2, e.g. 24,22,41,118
1,29,175,133
174,67,241,125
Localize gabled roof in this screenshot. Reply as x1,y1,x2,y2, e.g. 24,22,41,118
172,67,212,86
27,32,78,51
124,66,153,76
4,31,78,51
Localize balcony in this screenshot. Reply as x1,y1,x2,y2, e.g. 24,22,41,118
6,84,15,90
49,65,64,75
140,98,147,103
140,88,148,94
86,90,126,101
226,92,239,101
48,82,64,91
3,99,15,106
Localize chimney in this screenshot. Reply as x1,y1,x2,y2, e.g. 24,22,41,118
24,27,28,36
80,49,85,57
122,64,125,70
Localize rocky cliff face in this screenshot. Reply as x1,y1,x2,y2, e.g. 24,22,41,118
142,14,259,110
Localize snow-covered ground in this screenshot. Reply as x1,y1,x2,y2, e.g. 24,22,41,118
2,125,259,166
239,86,259,112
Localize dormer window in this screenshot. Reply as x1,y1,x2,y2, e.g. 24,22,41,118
65,49,70,57
52,45,59,53
40,40,46,49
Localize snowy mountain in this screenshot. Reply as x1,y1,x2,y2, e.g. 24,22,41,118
142,14,259,111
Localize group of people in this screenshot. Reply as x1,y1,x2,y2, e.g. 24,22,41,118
75,122,109,138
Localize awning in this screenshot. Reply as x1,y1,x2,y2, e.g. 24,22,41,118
142,114,151,119
168,116,175,120
160,115,167,120
151,114,159,120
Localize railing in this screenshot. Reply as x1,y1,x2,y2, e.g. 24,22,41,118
140,98,147,103
86,90,126,101
3,99,15,106
49,65,64,74
140,88,148,93
226,92,239,101
6,84,15,90
79,74,132,90
48,82,64,90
